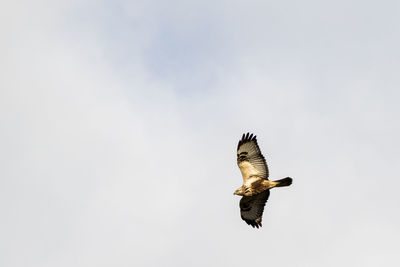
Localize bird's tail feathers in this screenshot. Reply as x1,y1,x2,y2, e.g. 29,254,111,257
273,177,293,187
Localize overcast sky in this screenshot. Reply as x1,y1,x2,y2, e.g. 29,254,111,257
1,0,400,266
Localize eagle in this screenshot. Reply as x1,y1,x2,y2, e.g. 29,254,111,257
234,133,293,228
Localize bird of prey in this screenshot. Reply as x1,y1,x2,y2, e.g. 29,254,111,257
234,133,293,228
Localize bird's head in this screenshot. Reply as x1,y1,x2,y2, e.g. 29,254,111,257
233,187,245,196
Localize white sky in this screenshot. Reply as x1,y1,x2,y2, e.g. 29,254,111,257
1,1,400,266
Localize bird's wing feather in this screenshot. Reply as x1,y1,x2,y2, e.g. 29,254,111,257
237,133,269,182
240,190,270,228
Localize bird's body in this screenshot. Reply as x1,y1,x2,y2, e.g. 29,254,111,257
234,178,277,196
234,133,293,228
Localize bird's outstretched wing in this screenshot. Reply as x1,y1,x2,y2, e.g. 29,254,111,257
240,190,270,228
237,133,269,182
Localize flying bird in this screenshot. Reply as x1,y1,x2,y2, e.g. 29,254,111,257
234,133,293,228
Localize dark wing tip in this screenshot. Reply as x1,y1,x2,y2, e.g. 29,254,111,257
241,216,263,229
237,132,258,150
244,219,262,228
